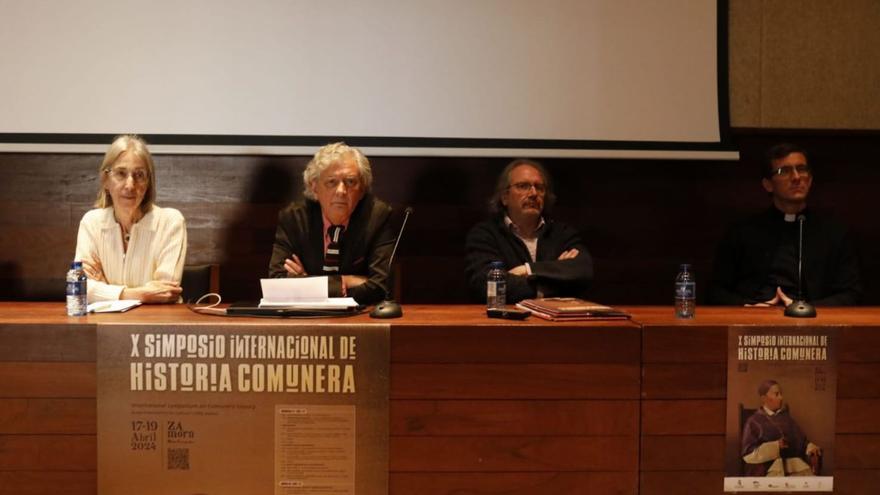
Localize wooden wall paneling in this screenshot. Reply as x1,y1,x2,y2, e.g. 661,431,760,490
838,326,880,362
0,316,98,493
640,399,725,436
832,330,880,491
640,363,726,400
391,363,639,400
390,472,638,495
390,436,636,472
839,365,880,398
0,362,96,398
640,435,724,471
639,323,727,495
0,435,95,470
0,324,96,362
834,470,880,494
640,326,728,363
836,399,880,434
835,435,880,469
0,398,95,434
389,321,641,494
391,324,640,364
639,471,723,495
0,471,96,495
392,400,637,436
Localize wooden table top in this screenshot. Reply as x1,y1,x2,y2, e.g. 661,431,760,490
2,302,880,327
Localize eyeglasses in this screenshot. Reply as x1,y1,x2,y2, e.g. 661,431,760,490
772,165,811,177
322,177,361,190
106,167,149,184
508,181,547,194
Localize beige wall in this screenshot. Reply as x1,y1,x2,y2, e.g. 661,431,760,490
729,0,880,129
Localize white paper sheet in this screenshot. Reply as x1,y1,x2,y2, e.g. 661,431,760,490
260,277,329,302
258,298,359,310
87,300,142,313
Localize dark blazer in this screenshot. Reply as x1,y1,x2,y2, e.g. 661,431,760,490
269,194,394,305
464,215,593,303
709,207,861,306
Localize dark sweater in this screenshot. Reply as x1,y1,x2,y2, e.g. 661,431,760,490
464,216,593,303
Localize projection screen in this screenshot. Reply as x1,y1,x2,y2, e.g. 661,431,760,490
0,0,734,158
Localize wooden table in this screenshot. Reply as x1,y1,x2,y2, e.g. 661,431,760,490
0,304,877,494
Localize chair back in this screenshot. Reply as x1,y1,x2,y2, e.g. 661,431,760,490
182,264,219,303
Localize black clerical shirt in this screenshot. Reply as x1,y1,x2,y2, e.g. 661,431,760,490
709,207,861,306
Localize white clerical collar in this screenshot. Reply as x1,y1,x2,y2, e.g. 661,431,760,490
763,405,781,416
784,213,797,222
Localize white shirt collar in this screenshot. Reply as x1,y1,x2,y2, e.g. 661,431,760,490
504,215,545,238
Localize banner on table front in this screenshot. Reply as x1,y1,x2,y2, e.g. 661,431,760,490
723,326,836,492
97,323,389,495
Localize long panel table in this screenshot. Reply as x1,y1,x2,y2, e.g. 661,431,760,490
0,304,877,494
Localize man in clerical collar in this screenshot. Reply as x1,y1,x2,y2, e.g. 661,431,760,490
464,159,593,303
709,143,862,306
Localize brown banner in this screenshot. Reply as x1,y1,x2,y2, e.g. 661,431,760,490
724,326,837,492
97,323,389,495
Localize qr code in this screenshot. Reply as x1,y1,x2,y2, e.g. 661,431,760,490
167,448,190,470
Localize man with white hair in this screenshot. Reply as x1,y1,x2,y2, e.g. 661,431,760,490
269,142,395,305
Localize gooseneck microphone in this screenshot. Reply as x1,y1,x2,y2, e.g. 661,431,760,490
370,207,413,319
785,214,817,318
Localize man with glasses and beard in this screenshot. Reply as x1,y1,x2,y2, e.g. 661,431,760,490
464,159,593,303
709,143,861,306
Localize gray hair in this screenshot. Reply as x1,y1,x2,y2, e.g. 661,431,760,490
488,158,557,215
302,142,373,200
95,134,157,214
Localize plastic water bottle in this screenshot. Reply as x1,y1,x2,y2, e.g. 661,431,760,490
486,261,506,310
674,263,695,319
66,261,88,316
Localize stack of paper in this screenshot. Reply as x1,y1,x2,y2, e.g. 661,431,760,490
259,277,359,310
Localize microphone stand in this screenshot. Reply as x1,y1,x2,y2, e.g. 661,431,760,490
370,207,413,319
784,214,817,318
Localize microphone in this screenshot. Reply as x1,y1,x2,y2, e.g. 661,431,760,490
784,214,817,318
370,206,413,319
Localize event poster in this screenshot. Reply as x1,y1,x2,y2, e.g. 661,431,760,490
724,326,837,492
97,324,389,495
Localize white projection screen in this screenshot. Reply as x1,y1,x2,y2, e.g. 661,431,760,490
0,0,734,158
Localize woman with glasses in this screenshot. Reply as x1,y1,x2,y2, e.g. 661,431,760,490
74,135,186,303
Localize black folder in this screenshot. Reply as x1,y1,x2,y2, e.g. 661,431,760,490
226,301,363,318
